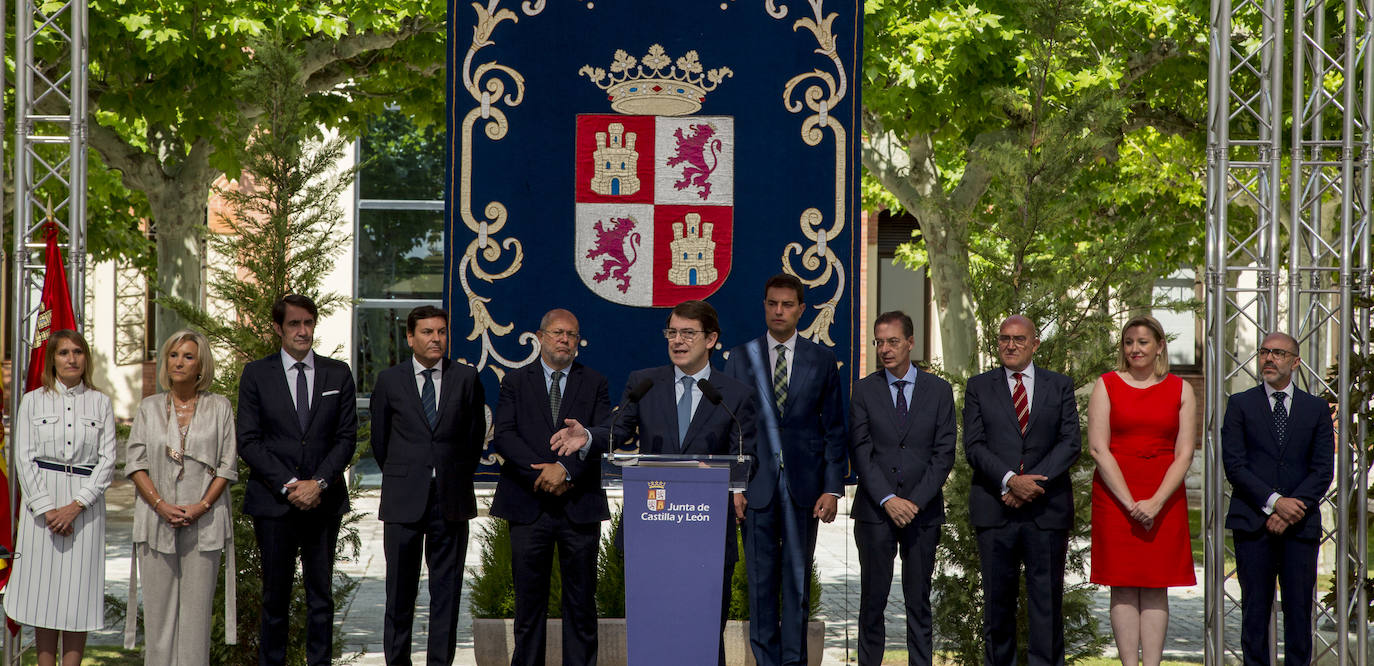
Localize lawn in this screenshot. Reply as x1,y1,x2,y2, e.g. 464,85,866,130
20,645,140,665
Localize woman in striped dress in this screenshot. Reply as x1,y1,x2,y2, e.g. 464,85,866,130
5,329,117,666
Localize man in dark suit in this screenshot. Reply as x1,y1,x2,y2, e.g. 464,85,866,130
370,305,487,665
552,299,757,666
1222,331,1333,666
238,294,358,666
849,310,955,666
491,308,611,666
722,274,846,666
962,314,1081,666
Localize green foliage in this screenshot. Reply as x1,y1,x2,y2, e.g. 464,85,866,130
468,519,518,619
595,511,626,618
153,37,360,666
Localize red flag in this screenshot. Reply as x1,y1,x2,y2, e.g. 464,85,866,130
3,221,76,624
25,220,78,392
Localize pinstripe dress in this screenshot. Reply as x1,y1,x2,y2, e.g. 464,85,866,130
4,384,117,631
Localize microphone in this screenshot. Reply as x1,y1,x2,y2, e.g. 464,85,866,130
609,378,655,455
695,379,745,463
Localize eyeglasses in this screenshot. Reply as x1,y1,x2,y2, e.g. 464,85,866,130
872,338,907,348
663,328,703,341
1258,347,1296,360
540,329,581,341
997,335,1031,347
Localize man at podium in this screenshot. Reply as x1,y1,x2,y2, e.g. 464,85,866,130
552,299,757,666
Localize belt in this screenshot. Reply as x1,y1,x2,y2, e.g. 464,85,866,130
35,460,93,476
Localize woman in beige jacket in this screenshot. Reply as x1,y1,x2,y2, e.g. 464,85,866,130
124,329,237,665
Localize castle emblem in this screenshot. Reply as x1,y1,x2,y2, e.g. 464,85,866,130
573,45,735,307
647,481,666,511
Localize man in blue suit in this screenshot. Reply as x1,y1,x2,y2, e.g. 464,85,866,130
849,311,955,666
962,315,1080,666
723,274,846,666
1222,332,1333,666
553,299,757,666
491,308,611,666
238,294,357,666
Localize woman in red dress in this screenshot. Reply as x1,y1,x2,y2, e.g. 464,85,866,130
1088,315,1196,666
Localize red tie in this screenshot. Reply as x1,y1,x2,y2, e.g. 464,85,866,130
1012,372,1029,435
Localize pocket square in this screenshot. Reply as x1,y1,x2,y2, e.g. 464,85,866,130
321,389,341,397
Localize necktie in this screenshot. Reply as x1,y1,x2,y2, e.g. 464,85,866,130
1012,372,1029,435
893,380,909,423
293,361,310,433
549,370,564,424
1272,392,1288,444
677,376,695,449
773,344,789,414
421,368,438,429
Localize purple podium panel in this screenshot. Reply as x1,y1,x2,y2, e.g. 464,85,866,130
623,464,730,665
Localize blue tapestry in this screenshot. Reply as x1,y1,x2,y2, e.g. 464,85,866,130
446,0,861,480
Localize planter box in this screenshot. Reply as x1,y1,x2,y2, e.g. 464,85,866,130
472,618,825,666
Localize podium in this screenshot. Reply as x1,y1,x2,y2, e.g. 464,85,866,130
603,453,753,666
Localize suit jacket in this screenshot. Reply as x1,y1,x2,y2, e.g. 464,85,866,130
590,364,758,561
1221,384,1334,539
370,357,487,523
238,352,358,518
849,368,955,526
489,360,613,524
962,365,1081,529
722,335,846,509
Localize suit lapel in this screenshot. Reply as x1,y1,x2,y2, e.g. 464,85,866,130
683,375,721,453
558,364,586,427
786,339,816,418
991,370,1021,435
270,357,305,436
1025,371,1048,434
305,358,327,433
400,362,430,431
433,358,464,430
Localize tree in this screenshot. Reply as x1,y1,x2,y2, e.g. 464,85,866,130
20,0,448,343
861,0,1209,377
161,37,358,664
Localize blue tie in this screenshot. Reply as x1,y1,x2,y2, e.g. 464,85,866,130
677,376,695,450
893,379,909,423
293,362,310,433
1272,392,1288,444
421,368,438,429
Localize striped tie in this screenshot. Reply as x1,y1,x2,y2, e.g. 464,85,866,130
421,368,438,429
1012,372,1029,435
773,344,788,414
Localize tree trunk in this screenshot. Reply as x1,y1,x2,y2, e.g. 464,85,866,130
919,209,977,376
147,184,209,345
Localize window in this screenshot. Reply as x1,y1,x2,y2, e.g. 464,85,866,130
353,111,446,397
1153,269,1201,369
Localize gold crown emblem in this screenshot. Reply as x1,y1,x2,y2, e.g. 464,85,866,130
580,44,733,117
647,480,666,489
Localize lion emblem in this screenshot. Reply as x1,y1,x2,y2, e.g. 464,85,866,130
665,123,722,200
585,216,641,293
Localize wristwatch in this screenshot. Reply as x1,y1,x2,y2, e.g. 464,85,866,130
315,477,328,490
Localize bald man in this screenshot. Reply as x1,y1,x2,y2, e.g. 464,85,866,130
490,309,612,666
962,315,1081,666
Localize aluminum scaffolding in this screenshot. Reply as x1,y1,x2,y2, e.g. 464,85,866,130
3,0,88,661
1206,0,1371,663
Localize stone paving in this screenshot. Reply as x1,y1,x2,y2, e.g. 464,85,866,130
33,478,1371,665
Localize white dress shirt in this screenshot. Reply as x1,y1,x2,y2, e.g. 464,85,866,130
767,332,797,381
879,364,918,506
673,364,712,421
1260,381,1296,514
279,349,317,409
1001,363,1037,492
413,356,443,403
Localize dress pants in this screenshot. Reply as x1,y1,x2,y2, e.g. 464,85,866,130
1234,529,1320,666
743,483,820,666
509,509,600,666
384,483,469,666
136,528,222,666
854,520,939,666
253,511,341,666
975,522,1068,666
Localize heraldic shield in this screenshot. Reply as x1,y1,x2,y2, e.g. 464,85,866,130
574,114,734,307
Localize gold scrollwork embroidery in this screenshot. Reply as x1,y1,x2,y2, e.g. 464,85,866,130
773,1,848,346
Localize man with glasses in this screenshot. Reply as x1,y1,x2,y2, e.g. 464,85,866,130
490,308,611,666
723,273,846,666
962,315,1081,665
1222,332,1333,666
552,299,757,666
849,311,955,666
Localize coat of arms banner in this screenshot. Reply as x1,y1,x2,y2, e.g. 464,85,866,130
446,0,861,475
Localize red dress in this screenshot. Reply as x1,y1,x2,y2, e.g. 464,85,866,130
1089,372,1196,587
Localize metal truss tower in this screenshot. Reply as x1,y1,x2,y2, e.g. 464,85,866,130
1206,0,1371,663
3,0,87,661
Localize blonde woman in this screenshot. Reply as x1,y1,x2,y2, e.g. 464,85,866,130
124,329,237,665
1087,316,1197,666
5,330,117,666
